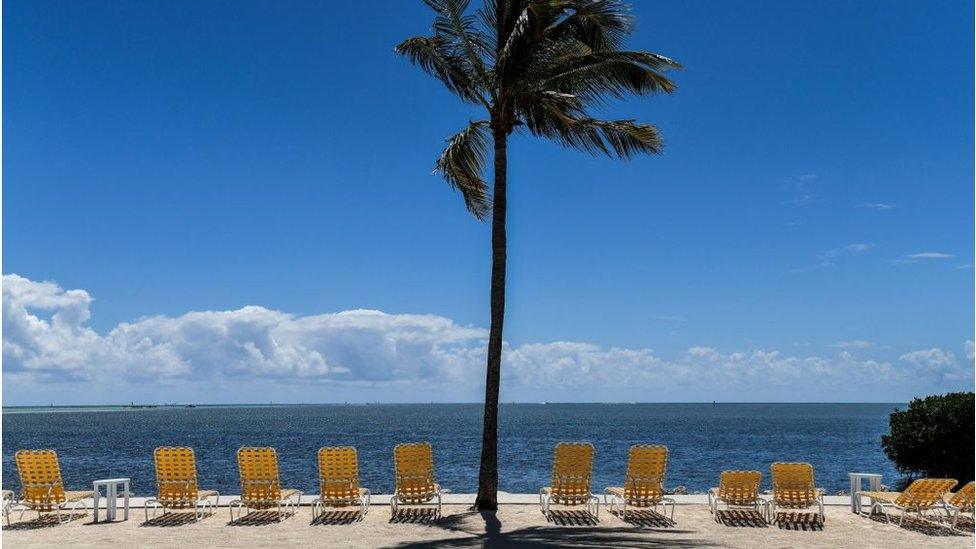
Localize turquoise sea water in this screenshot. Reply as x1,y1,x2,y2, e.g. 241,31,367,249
1,403,902,496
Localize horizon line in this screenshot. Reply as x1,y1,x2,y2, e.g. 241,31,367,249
1,401,908,409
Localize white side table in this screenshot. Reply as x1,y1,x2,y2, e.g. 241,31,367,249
848,472,882,513
93,478,130,523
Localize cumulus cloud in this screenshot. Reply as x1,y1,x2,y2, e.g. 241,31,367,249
897,347,960,379
3,274,102,382
2,274,972,402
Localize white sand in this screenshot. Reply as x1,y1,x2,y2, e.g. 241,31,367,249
3,504,972,548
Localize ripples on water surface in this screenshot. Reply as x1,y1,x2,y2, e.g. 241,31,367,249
2,403,901,495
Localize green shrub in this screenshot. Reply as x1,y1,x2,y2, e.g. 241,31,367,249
881,392,974,488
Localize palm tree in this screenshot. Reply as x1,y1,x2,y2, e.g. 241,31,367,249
396,0,679,510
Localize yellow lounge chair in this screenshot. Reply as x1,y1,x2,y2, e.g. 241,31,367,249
311,447,370,520
946,481,976,528
861,478,958,529
540,442,599,520
605,444,675,520
944,481,974,529
145,447,220,522
391,442,442,518
768,462,825,525
707,470,767,521
229,447,302,522
14,449,94,524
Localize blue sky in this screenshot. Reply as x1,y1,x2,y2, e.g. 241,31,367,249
3,1,973,405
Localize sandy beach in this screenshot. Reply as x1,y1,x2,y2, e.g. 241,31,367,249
3,503,972,549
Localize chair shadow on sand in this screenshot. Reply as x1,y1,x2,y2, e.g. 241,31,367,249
311,510,362,525
390,507,442,525
389,510,718,549
952,516,975,534
714,509,767,528
865,512,969,537
141,511,215,527
227,510,296,526
607,508,677,528
4,512,88,530
771,511,823,531
545,509,598,526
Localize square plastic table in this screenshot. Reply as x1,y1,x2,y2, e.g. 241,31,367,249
93,478,130,523
848,472,882,513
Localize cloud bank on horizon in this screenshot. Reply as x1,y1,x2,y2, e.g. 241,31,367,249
3,273,972,405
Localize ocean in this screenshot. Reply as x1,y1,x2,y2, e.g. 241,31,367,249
1,403,903,496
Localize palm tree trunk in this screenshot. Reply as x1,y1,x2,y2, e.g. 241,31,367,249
475,126,507,511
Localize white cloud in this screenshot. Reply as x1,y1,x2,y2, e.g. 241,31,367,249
904,252,955,259
815,243,873,267
3,274,486,386
783,174,818,206
893,252,956,265
653,315,686,323
2,274,102,382
898,347,969,382
859,202,895,210
899,348,955,368
829,340,874,349
2,274,972,402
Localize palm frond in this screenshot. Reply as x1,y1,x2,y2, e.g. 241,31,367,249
424,0,496,94
547,0,633,52
395,35,487,105
520,96,663,158
493,0,574,93
435,120,493,219
543,50,679,103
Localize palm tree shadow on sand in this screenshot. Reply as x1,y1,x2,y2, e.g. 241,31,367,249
385,511,717,548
